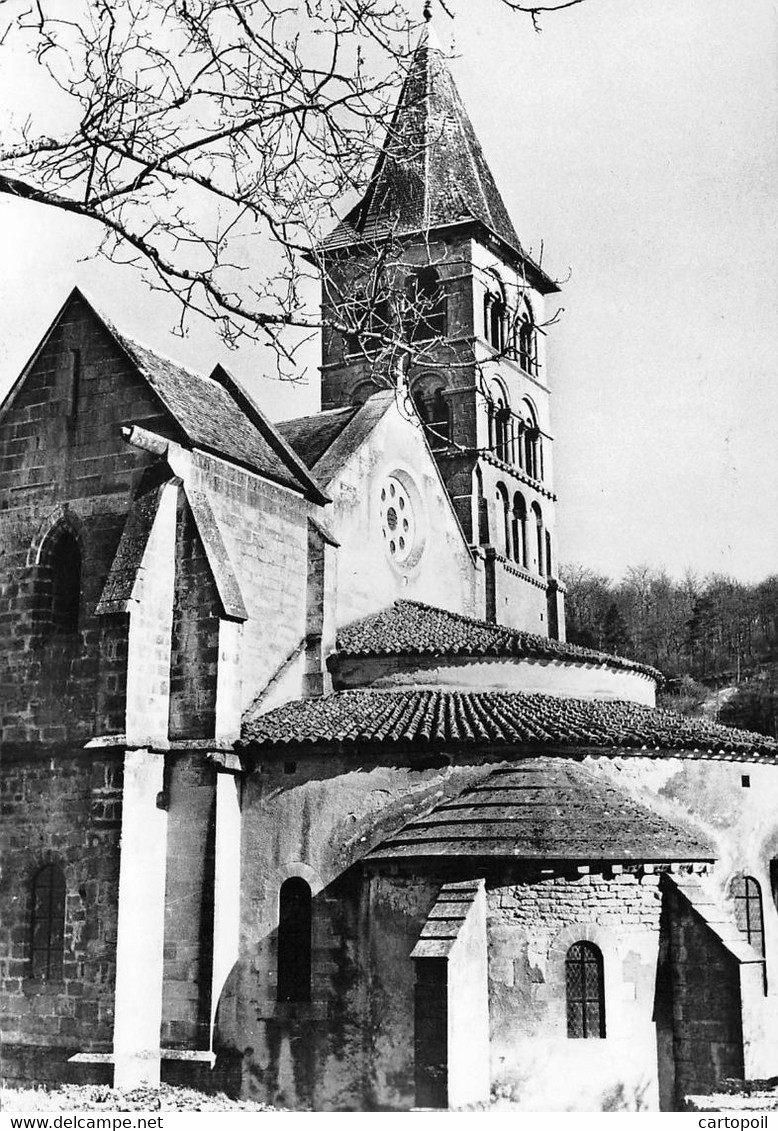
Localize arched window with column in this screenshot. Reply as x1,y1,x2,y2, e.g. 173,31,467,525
277,877,312,1002
412,377,452,449
531,502,544,575
512,493,528,566
489,382,511,464
483,273,506,353
518,400,542,481
474,467,489,545
566,942,605,1038
37,524,82,638
30,863,66,981
517,297,539,376
496,483,511,559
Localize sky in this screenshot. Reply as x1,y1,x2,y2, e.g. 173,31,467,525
1,0,776,585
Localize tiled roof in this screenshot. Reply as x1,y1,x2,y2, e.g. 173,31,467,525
240,688,778,761
277,391,396,486
277,406,358,469
368,758,715,863
112,331,310,491
335,600,663,681
321,28,556,294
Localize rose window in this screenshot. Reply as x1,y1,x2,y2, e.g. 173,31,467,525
380,476,417,564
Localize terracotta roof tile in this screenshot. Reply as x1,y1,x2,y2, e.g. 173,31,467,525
335,600,663,681
369,757,714,863
240,688,778,761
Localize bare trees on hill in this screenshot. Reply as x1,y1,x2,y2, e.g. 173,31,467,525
561,563,778,688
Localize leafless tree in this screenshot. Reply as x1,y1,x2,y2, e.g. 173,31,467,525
0,0,580,380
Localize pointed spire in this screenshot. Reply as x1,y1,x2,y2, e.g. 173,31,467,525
323,23,555,291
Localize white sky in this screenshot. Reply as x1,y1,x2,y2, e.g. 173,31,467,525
1,0,776,584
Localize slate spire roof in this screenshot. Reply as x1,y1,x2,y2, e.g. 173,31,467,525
367,758,715,863
322,27,557,292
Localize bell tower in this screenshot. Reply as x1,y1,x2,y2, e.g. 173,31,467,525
318,19,565,637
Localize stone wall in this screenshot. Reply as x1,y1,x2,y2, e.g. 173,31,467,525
0,294,156,748
185,450,311,715
662,882,744,1103
321,402,480,627
0,749,122,1085
487,870,663,1112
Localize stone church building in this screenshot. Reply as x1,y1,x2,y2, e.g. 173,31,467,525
2,24,778,1113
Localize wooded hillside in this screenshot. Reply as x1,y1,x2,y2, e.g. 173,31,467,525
560,564,778,737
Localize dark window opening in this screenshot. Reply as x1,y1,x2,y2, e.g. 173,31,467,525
518,309,538,376
407,267,446,341
345,296,391,356
413,383,451,449
512,493,527,566
277,877,312,1003
532,502,544,576
484,281,506,352
31,864,66,981
67,349,81,418
566,941,605,1039
414,958,448,1109
491,398,511,463
38,527,81,637
496,484,511,559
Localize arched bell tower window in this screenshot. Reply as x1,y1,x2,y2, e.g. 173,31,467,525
277,877,312,1003
518,298,538,376
518,400,542,481
30,863,66,981
344,294,391,356
483,274,506,353
566,942,605,1038
532,501,544,576
512,493,527,567
406,267,446,341
489,382,511,463
411,378,451,449
496,482,511,558
38,525,82,637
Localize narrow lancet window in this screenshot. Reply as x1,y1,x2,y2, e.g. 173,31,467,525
31,864,66,981
277,877,312,1003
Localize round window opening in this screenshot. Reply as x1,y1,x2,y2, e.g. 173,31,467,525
379,473,424,567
